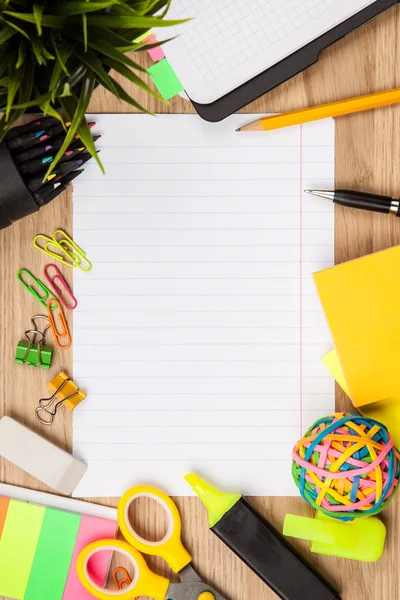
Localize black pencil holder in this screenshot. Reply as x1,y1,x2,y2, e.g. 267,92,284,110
0,139,39,230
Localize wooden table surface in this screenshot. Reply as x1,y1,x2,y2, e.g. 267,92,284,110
2,6,400,600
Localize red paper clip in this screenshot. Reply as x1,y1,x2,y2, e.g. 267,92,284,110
47,298,72,349
44,264,78,310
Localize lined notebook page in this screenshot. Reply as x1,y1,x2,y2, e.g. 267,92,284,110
72,114,335,497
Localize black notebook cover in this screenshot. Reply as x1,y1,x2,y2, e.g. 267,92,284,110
190,0,398,122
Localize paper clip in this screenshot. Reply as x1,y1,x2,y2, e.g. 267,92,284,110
44,264,78,310
17,269,58,309
36,371,86,425
15,315,53,369
33,229,92,272
47,298,71,349
33,234,77,268
113,568,137,598
53,229,92,272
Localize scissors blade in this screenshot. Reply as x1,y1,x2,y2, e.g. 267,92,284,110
167,581,229,600
178,564,203,583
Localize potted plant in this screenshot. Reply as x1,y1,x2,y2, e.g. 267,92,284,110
0,0,183,175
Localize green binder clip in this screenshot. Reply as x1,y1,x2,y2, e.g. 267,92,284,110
15,315,53,369
283,512,386,562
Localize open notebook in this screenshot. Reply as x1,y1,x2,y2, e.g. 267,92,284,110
72,114,335,497
163,0,378,104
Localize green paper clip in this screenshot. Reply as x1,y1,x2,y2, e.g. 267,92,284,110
17,269,58,309
283,512,386,562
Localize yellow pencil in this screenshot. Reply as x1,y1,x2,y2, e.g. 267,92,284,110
236,88,400,132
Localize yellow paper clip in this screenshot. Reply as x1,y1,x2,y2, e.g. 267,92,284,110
33,229,92,272
47,298,71,349
36,371,86,425
53,229,92,272
33,234,78,268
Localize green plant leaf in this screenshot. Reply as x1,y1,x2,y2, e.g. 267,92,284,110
0,24,16,44
50,31,72,76
68,27,146,71
73,46,120,97
30,34,45,64
49,41,74,100
4,18,30,38
5,55,24,119
54,1,119,16
82,12,87,51
86,14,186,28
4,11,65,27
38,101,64,125
16,39,25,68
44,72,103,176
109,74,153,113
32,4,43,35
103,55,164,100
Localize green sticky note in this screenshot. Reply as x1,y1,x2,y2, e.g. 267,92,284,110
25,508,81,600
148,58,184,100
0,500,45,599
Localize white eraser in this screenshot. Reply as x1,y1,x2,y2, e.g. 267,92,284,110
0,416,87,495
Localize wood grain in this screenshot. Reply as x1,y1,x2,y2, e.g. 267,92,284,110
1,6,400,599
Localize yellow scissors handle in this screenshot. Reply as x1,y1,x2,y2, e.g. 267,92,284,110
77,539,170,600
118,485,192,573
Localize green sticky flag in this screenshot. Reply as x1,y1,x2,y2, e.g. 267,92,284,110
148,58,184,100
25,508,81,600
0,500,45,599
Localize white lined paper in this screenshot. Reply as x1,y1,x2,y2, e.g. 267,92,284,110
72,114,335,497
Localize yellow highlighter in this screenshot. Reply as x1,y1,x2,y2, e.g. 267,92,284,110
284,512,386,562
236,88,400,132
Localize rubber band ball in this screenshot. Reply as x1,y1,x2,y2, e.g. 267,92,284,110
292,412,400,521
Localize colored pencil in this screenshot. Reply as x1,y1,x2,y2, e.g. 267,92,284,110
19,156,53,175
7,130,46,150
14,143,54,163
236,88,400,132
5,117,57,140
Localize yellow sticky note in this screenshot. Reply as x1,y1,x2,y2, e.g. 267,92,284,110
0,500,45,599
323,349,400,448
314,245,400,407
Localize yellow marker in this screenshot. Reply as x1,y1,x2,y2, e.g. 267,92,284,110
237,88,400,132
283,512,386,562
198,593,215,600
47,173,56,181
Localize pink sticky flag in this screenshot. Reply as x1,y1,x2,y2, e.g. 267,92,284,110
145,33,165,62
62,515,118,600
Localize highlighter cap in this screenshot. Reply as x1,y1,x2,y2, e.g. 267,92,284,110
184,473,241,527
283,512,386,562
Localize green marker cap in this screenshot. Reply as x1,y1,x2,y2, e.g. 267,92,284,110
184,473,241,528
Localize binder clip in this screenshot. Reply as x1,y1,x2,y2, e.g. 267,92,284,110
283,512,386,562
15,315,53,369
36,371,86,425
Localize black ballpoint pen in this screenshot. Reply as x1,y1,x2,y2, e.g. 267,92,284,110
305,189,400,216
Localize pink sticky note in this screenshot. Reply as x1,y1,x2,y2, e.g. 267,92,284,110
62,515,118,600
146,34,165,62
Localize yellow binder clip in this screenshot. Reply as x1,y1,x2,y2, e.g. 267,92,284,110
36,371,86,425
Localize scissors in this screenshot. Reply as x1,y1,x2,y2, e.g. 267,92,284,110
77,485,228,600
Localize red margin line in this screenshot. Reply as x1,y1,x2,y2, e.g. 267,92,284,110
299,124,303,436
